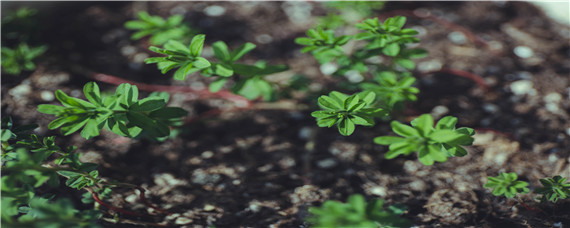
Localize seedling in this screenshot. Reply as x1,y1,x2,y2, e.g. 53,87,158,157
146,34,288,101
294,27,352,64
311,91,385,136
535,175,570,203
484,172,530,198
306,194,412,228
37,82,188,139
374,114,475,165
359,71,419,112
124,11,196,45
1,43,46,75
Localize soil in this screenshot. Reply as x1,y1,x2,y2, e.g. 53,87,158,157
2,1,570,228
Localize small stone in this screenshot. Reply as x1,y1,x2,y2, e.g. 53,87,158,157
566,128,570,136
345,70,363,83
417,60,442,73
431,105,449,119
40,91,55,101
120,45,136,56
190,81,205,91
370,186,387,197
203,204,216,211
320,62,338,75
298,126,313,140
316,158,337,169
125,194,138,204
9,84,32,98
201,151,214,159
255,34,273,44
544,93,562,103
204,5,225,17
133,53,148,63
509,80,534,96
514,46,534,58
448,31,467,44
175,217,193,225
482,103,499,113
546,103,559,112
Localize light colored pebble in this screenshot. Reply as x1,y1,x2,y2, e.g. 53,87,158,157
201,151,214,159
448,31,467,44
320,62,338,75
9,84,32,98
298,126,313,140
120,45,137,56
40,91,55,101
255,34,273,44
482,103,499,113
370,186,387,197
417,59,442,73
203,204,216,211
317,158,337,169
345,70,363,83
204,5,225,17
431,105,449,119
544,92,562,103
514,46,534,58
175,217,193,225
133,53,148,63
509,80,534,96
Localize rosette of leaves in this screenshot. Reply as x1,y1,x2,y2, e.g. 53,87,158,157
124,11,195,45
1,43,46,75
311,91,384,136
145,34,211,80
354,16,419,57
534,175,570,202
306,194,412,228
37,82,188,139
484,172,530,198
374,114,475,165
360,71,419,112
295,27,351,63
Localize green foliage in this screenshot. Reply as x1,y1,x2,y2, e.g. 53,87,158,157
311,91,384,136
124,11,196,45
319,1,385,29
354,16,419,57
37,82,187,139
146,35,288,101
146,35,211,80
374,114,475,165
534,175,570,203
294,27,352,64
306,194,412,228
484,172,530,198
360,71,419,112
1,43,47,75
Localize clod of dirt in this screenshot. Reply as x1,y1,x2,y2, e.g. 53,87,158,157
420,189,479,225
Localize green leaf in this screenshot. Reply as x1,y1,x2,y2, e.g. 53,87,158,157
80,119,100,139
130,98,166,112
318,95,343,110
411,114,434,136
37,104,65,115
193,57,211,69
173,63,194,80
338,118,356,136
382,43,400,56
231,42,256,61
295,37,313,46
189,34,206,57
374,136,405,145
384,142,415,159
435,116,457,130
149,107,188,119
212,41,231,61
209,78,228,92
390,121,419,137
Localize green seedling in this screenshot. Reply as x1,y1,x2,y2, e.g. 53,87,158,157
535,175,570,203
306,194,412,228
145,34,211,80
354,16,419,57
360,71,419,112
374,114,475,165
295,27,352,64
38,82,188,139
1,43,46,75
125,11,196,45
484,172,530,198
311,91,384,136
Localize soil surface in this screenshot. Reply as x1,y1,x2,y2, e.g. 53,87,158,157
2,1,570,227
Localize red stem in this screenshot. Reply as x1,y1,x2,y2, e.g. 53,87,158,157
135,187,171,215
419,68,490,91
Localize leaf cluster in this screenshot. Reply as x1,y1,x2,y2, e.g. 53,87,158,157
360,71,419,112
354,16,419,57
484,172,530,198
311,91,384,136
294,27,352,64
374,114,475,165
535,175,570,203
1,43,46,75
306,194,412,228
146,34,288,101
38,82,187,140
124,11,196,45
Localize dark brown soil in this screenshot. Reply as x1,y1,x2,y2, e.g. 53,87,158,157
2,1,569,227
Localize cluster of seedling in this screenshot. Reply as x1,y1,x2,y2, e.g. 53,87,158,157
1,6,568,228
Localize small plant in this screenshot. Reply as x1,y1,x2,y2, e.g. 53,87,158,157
359,71,419,112
1,43,46,75
37,82,187,139
374,114,475,165
295,27,352,64
311,91,384,136
534,175,570,203
306,194,412,228
146,34,288,101
484,172,530,198
124,11,196,45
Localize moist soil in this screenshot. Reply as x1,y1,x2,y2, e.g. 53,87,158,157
2,1,570,227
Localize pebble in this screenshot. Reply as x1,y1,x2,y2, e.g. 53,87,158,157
411,26,427,37
203,204,216,211
431,105,449,119
370,186,387,197
544,92,562,103
566,128,570,136
448,31,467,44
514,46,534,58
154,173,187,186
40,91,55,101
344,70,363,83
255,34,273,44
120,45,137,56
319,62,338,75
133,53,148,63
190,81,205,91
316,158,337,169
509,80,535,96
298,126,313,140
282,2,313,25
9,83,32,98
482,103,499,113
201,151,214,159
175,217,193,225
417,59,442,73
204,5,226,17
